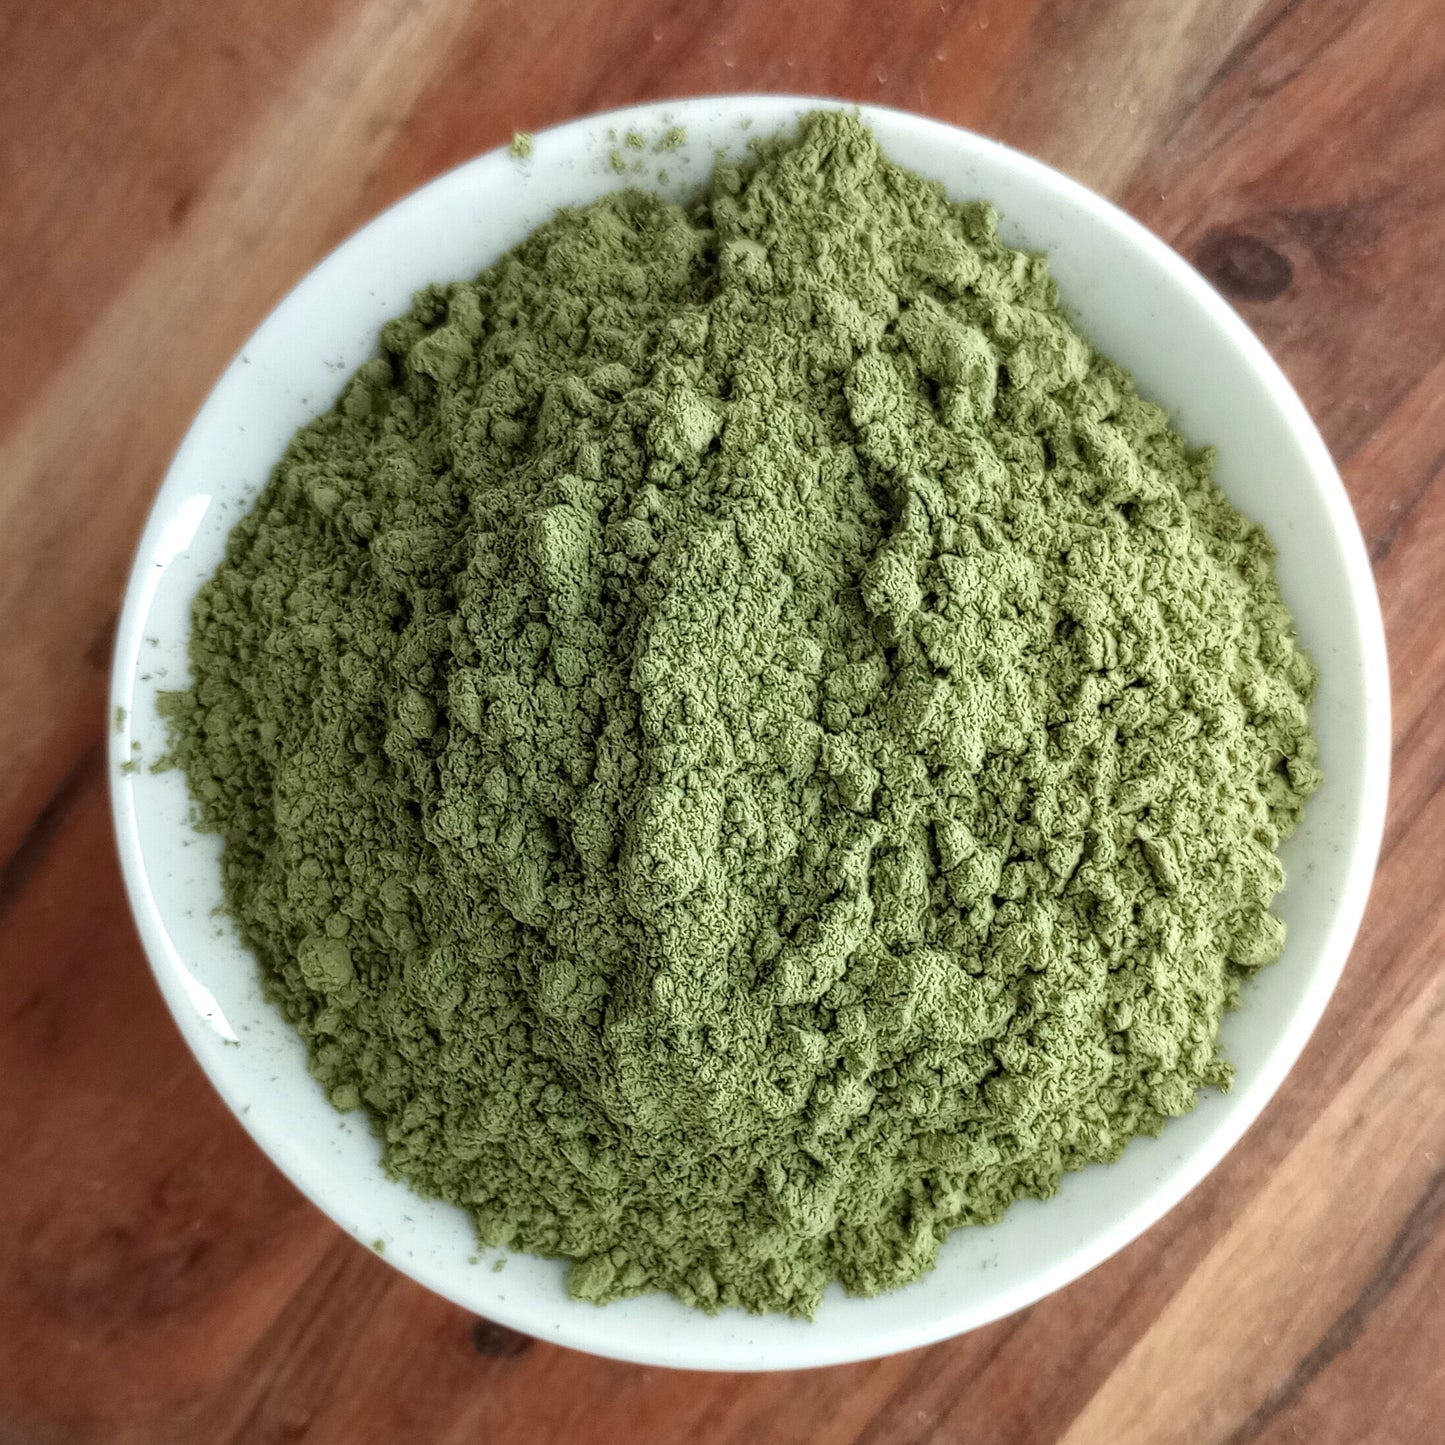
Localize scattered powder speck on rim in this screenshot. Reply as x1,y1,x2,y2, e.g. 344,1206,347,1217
162,111,1319,1317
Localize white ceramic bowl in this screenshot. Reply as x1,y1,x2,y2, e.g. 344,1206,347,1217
110,96,1389,1371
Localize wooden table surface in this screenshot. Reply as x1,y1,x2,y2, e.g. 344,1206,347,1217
3,1,1443,1440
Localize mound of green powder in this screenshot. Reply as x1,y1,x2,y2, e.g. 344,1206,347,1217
163,112,1319,1316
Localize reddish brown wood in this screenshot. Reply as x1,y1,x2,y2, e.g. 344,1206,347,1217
3,2,1443,1440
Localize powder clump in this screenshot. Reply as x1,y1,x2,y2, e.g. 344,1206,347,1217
163,112,1319,1317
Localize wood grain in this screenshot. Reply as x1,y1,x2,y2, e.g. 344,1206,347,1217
3,1,1443,1441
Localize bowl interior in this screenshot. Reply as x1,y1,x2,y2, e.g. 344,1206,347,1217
110,95,1389,1371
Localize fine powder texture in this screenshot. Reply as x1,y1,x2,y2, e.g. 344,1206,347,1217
163,112,1320,1316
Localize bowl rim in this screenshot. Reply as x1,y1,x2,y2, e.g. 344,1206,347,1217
110,93,1391,1370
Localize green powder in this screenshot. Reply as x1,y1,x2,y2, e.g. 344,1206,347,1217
162,112,1319,1317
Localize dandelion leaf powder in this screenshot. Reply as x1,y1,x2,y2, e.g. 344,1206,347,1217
163,113,1320,1317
